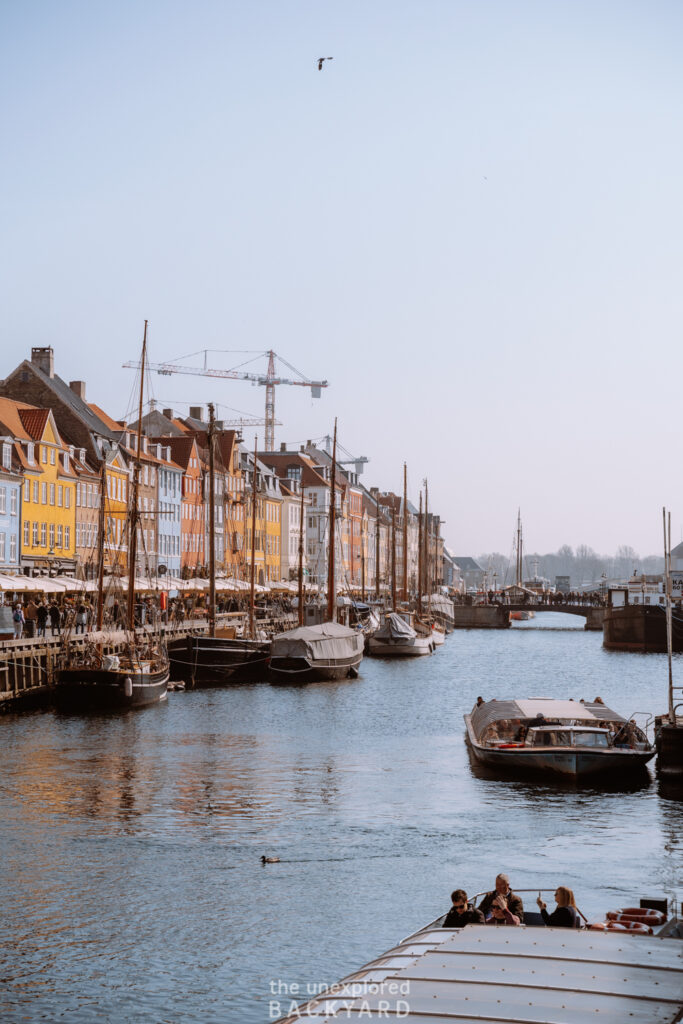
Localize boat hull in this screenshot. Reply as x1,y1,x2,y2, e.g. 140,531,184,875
464,716,654,778
168,636,270,685
367,637,433,657
54,667,169,710
603,604,683,652
269,651,362,683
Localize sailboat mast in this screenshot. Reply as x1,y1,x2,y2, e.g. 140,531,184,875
96,460,106,631
417,489,423,614
249,436,258,640
326,419,337,622
361,515,366,603
402,462,408,603
127,320,147,631
297,482,305,627
516,509,523,587
424,479,429,601
375,493,380,600
391,506,396,610
207,403,216,638
664,507,675,722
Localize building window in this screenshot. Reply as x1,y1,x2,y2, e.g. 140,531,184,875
41,446,47,464
9,535,16,562
49,483,55,505
63,453,69,471
23,520,29,546
24,480,30,502
40,522,47,546
76,483,81,506
32,522,38,546
33,480,39,503
41,482,47,504
57,485,62,507
65,488,71,508
50,448,55,465
2,444,10,469
0,533,5,561
10,490,17,516
27,442,34,464
64,526,70,549
49,523,55,549
57,525,63,548
0,487,5,514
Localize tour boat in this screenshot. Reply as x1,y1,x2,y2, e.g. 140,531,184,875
464,697,655,778
367,612,434,657
272,892,681,1022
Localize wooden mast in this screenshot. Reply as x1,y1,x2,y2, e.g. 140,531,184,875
326,418,338,622
391,505,396,610
126,320,147,632
417,489,423,616
516,509,523,587
402,462,408,604
207,402,216,638
664,507,675,723
375,492,380,600
297,482,305,627
361,514,366,603
424,478,429,603
96,460,106,631
249,436,258,640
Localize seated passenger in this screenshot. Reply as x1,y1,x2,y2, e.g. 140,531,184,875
479,874,524,921
536,887,579,928
484,723,500,744
486,896,520,926
442,889,485,928
476,696,485,707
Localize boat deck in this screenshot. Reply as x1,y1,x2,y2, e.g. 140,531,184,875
274,923,683,1022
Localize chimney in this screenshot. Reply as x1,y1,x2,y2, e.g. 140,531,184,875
31,347,54,378
69,380,86,401
280,442,286,452
300,444,305,452
163,408,174,420
190,406,203,421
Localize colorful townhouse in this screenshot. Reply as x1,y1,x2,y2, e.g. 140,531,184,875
162,436,205,575
0,398,77,575
72,448,102,578
149,440,183,578
0,433,22,574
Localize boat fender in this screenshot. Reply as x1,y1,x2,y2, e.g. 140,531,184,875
589,922,607,930
605,922,627,931
606,913,663,929
607,920,652,934
123,677,133,698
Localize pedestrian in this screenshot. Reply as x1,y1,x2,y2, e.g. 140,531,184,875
75,602,87,634
36,601,48,637
49,601,61,636
12,603,25,639
24,599,38,638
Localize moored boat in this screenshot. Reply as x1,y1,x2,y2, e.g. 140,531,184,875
269,621,364,683
55,646,169,710
367,612,434,657
465,697,655,778
168,634,270,685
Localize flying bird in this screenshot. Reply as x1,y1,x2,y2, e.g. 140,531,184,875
317,57,333,70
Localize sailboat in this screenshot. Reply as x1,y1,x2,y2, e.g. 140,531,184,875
54,322,170,710
167,413,270,685
509,509,535,621
269,419,364,683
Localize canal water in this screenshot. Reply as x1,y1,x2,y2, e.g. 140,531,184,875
2,615,682,1023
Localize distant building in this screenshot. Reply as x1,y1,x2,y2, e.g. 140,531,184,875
452,556,485,592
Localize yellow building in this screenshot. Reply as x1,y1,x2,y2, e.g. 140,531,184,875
0,400,77,574
103,448,130,574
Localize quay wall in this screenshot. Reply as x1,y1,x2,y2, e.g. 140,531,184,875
451,606,510,629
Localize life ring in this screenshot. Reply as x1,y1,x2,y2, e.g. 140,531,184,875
607,920,652,935
607,908,665,926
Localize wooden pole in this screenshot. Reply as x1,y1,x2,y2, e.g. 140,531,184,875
417,489,423,616
402,462,408,604
375,493,380,600
207,403,216,638
96,460,106,631
127,320,147,632
391,506,396,610
326,419,338,622
297,483,305,627
664,507,675,722
249,436,258,640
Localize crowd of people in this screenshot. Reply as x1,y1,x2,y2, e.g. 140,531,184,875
442,873,580,929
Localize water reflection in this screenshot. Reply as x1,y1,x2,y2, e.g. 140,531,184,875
1,628,682,1023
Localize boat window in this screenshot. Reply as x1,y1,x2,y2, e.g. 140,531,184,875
572,730,609,748
532,730,572,747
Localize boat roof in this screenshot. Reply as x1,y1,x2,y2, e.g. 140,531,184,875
275,924,683,1022
470,699,626,736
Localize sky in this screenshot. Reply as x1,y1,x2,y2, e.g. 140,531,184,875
2,0,682,558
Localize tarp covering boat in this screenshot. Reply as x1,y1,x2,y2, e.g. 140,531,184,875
270,622,364,662
470,698,626,739
372,613,417,641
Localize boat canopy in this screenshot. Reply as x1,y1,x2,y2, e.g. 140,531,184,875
373,613,417,641
270,622,364,661
471,698,626,738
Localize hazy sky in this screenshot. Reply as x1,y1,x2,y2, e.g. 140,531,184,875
2,1,681,557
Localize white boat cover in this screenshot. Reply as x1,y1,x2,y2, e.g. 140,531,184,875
373,613,417,641
422,594,455,615
271,622,364,661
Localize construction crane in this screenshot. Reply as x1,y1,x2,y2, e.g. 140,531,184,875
123,349,328,451
321,434,369,476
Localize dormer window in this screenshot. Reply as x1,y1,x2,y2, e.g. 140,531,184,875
79,448,85,463
27,442,35,464
2,443,10,470
63,453,69,472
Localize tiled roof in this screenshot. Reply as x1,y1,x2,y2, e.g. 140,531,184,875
8,361,120,441
88,403,125,433
18,407,51,440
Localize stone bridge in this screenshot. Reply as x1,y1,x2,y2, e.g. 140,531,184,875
451,603,605,631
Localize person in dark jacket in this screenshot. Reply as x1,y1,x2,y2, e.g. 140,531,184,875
36,602,48,637
49,601,61,636
442,889,485,928
537,886,579,928
479,874,524,921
